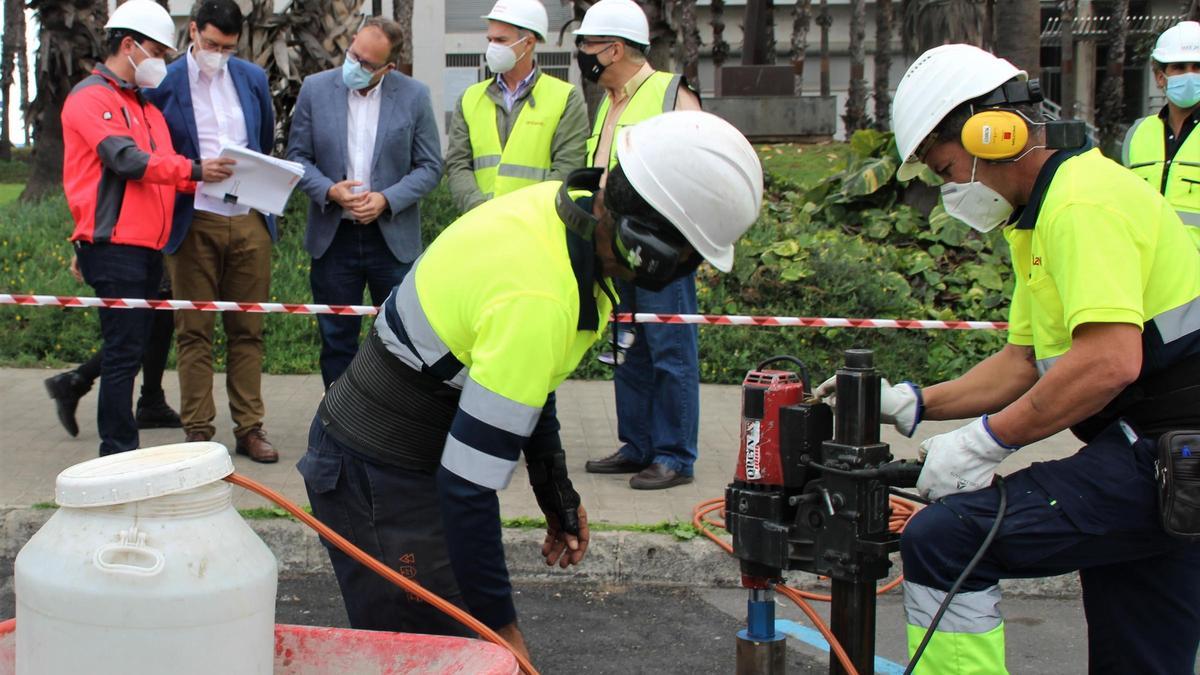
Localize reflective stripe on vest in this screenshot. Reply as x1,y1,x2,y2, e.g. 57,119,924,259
586,71,682,169
462,73,574,199
1123,114,1200,226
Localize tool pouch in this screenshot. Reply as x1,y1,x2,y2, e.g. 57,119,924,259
1156,431,1200,540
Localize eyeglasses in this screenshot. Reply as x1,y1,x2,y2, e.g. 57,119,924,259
346,50,387,74
575,38,618,49
195,34,238,55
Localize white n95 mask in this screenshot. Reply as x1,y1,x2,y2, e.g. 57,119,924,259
939,157,1013,233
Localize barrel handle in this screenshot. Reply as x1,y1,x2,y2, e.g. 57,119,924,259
93,526,165,577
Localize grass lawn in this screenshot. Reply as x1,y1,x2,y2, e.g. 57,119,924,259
0,184,22,205
756,142,849,189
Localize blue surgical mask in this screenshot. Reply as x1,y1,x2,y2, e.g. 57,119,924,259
1167,72,1200,108
341,54,375,90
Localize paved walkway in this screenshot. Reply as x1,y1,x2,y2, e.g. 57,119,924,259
0,367,1081,524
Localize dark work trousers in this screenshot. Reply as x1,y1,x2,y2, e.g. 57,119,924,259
309,221,411,389
76,273,174,399
298,417,474,637
75,242,163,456
901,420,1200,674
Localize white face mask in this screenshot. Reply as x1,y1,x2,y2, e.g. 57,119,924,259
193,44,231,77
130,41,168,88
485,37,527,74
939,157,1014,233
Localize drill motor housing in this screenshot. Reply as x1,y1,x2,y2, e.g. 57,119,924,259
727,350,920,587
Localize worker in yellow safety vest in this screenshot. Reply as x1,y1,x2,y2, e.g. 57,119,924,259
573,0,708,492
833,43,1200,674
297,111,764,661
1123,20,1200,246
445,0,588,215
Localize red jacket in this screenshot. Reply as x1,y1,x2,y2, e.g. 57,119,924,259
62,64,200,249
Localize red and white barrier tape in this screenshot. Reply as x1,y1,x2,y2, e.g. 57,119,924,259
0,294,1009,330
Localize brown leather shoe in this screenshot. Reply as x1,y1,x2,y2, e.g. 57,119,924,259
236,428,278,464
185,430,212,443
629,463,694,490
585,451,650,474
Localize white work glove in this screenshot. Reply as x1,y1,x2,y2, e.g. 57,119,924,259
916,415,1019,500
813,376,923,437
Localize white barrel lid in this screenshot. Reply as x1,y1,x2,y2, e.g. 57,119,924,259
56,442,235,507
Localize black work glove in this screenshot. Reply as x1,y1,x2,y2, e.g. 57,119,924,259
526,451,582,536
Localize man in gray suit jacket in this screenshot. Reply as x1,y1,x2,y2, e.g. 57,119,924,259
287,17,443,388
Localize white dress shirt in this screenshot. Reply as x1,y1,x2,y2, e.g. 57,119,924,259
188,48,251,217
346,82,384,198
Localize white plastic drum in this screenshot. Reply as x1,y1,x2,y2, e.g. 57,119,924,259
14,443,277,675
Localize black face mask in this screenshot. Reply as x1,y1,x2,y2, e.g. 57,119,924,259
575,44,614,83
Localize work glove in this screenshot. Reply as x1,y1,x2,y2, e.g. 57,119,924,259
526,451,582,536
916,415,1018,500
813,376,923,437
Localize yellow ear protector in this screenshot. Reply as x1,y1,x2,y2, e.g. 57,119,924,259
958,78,1087,161
961,109,1031,160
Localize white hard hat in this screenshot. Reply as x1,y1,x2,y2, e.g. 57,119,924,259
573,0,650,46
105,0,176,49
482,0,549,41
616,111,763,273
1153,21,1200,63
892,44,1025,179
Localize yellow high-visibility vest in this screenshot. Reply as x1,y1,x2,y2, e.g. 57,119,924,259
462,73,574,199
1122,114,1200,246
586,71,682,168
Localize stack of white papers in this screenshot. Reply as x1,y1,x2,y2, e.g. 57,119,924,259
199,145,306,216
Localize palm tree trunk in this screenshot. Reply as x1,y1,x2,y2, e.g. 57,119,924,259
680,0,700,86
901,0,990,54
393,0,413,75
791,1,812,94
0,0,22,160
1097,0,1129,156
764,0,776,65
818,0,831,97
711,0,729,71
992,0,1040,74
874,0,894,130
1060,0,1076,118
843,0,868,132
23,0,106,202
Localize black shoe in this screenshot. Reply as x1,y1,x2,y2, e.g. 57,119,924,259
45,371,91,437
585,451,650,474
629,463,694,490
136,394,182,429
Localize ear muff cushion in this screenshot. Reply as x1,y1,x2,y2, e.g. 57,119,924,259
961,110,1030,160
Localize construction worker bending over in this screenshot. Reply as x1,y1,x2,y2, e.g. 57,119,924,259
445,0,587,215
296,111,763,661
818,44,1200,673
1123,20,1200,248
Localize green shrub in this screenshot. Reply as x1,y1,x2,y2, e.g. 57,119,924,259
0,140,1011,385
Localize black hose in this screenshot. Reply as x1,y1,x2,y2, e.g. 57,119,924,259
903,476,1007,675
755,355,812,394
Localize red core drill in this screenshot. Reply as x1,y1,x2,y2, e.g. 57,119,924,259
727,351,923,675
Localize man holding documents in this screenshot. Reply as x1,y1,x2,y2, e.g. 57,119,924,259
144,0,279,462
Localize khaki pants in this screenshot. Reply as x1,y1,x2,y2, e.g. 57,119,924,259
166,211,271,437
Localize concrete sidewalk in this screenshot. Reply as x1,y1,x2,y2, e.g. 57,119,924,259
0,366,1082,524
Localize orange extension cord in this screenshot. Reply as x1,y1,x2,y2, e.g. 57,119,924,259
224,473,540,675
692,495,921,675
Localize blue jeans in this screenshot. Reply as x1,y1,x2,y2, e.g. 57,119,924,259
310,222,411,388
901,421,1200,673
76,242,163,456
613,274,699,475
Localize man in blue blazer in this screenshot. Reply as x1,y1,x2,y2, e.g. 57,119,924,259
287,17,443,389
144,0,279,462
